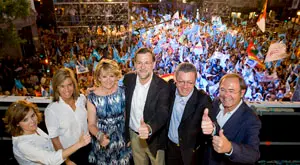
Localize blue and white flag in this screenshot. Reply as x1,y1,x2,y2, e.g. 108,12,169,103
70,47,74,58
152,9,157,16
49,80,53,96
56,48,62,56
92,49,101,61
14,79,24,90
113,47,123,63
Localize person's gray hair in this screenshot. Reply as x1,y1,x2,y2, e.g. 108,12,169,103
175,62,197,79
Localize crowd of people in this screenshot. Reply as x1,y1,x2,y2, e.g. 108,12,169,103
1,4,300,165
0,7,300,102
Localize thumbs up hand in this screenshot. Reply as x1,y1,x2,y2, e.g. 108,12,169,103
212,129,232,154
138,119,150,139
201,108,214,135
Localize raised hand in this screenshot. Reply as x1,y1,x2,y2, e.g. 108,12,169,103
212,129,232,154
201,108,214,135
138,119,150,139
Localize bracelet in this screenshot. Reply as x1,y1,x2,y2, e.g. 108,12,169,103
96,131,103,142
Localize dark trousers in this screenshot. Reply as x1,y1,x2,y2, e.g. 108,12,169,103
65,144,92,165
166,139,184,165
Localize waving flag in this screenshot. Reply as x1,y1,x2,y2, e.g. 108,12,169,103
49,80,53,96
70,47,74,58
152,9,157,16
14,79,24,90
247,42,265,69
113,46,124,64
172,11,179,20
92,49,101,61
56,48,62,56
256,0,268,32
121,52,129,63
160,73,174,82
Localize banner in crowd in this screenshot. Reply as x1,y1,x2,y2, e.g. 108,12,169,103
259,72,278,82
76,65,89,74
265,43,288,62
245,58,257,68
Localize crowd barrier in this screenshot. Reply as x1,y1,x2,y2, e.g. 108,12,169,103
0,96,300,163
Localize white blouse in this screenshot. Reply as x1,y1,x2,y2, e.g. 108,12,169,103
45,94,88,148
13,128,64,165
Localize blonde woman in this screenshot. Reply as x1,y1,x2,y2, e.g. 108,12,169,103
87,59,131,165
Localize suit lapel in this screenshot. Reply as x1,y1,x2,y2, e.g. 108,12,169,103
212,98,221,118
144,74,158,119
126,74,137,113
221,102,246,139
169,82,176,114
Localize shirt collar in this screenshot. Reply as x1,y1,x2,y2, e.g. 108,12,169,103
219,99,243,115
175,88,194,103
59,96,76,105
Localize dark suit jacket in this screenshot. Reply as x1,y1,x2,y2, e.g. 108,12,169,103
167,80,212,165
123,72,170,156
203,98,261,165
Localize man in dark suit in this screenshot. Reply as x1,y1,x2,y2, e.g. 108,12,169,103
166,62,213,165
123,48,170,165
203,73,261,165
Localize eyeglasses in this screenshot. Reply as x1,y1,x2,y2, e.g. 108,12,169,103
219,88,241,95
176,80,194,86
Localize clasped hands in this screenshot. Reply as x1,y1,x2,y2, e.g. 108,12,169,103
97,132,110,148
201,108,232,154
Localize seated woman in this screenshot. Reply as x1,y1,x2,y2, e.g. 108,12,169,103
3,100,91,165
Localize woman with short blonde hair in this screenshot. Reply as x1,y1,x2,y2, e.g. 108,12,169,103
87,59,131,164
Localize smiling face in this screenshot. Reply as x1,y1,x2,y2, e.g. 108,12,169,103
98,69,117,90
134,52,155,84
18,109,38,135
219,77,245,112
58,77,74,101
175,71,196,97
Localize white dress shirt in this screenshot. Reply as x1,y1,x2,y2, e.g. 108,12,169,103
129,74,153,132
217,99,243,128
13,128,64,165
45,94,88,148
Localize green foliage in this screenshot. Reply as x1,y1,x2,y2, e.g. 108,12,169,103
1,0,30,23
0,24,26,46
0,0,30,52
